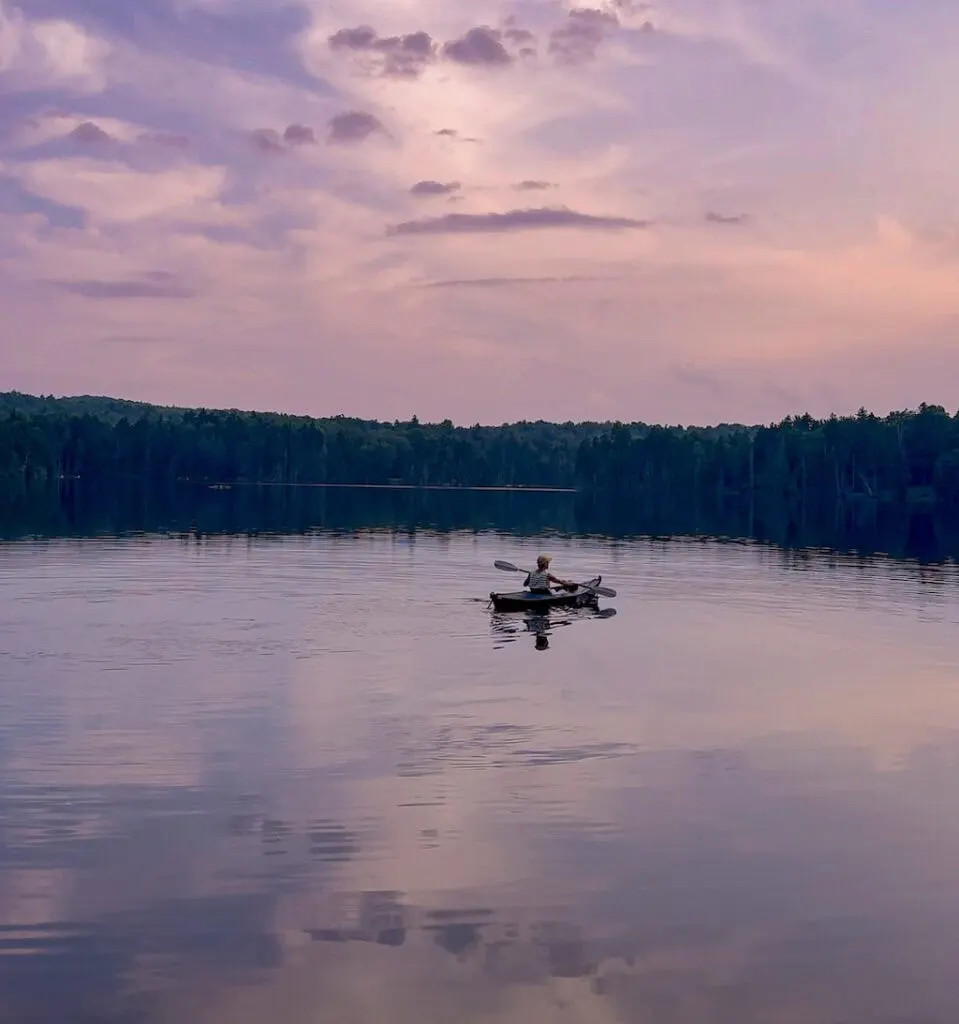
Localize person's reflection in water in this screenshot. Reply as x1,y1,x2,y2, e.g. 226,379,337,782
490,606,616,651
530,615,551,651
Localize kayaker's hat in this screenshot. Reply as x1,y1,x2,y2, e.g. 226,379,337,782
537,554,552,568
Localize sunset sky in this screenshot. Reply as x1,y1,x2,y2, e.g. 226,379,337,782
2,0,958,425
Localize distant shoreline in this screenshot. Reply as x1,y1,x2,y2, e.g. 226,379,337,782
205,481,578,493
4,391,959,512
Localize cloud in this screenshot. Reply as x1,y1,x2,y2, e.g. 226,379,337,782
375,31,436,77
0,4,110,93
47,272,195,300
327,24,436,77
387,207,650,236
14,0,322,93
432,127,481,143
548,7,620,64
706,211,750,225
328,25,378,50
503,26,536,46
410,180,461,197
9,159,227,223
327,111,385,144
138,131,189,149
424,275,610,288
283,123,315,145
3,0,959,426
0,173,87,229
442,27,512,67
69,121,113,145
249,128,284,154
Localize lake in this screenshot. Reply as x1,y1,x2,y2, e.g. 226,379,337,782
3,486,959,1023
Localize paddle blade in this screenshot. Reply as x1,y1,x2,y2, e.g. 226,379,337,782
494,560,522,572
593,586,617,598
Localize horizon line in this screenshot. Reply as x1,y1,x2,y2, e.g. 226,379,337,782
1,390,953,433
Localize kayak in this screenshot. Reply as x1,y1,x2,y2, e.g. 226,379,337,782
489,576,603,612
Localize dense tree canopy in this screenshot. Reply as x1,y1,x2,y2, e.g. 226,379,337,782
3,393,959,509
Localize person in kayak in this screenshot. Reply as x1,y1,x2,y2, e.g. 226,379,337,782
525,554,572,594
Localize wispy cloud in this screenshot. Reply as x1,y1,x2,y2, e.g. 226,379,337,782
410,180,461,196
47,272,196,300
706,211,750,225
387,207,650,235
139,131,190,149
424,274,611,288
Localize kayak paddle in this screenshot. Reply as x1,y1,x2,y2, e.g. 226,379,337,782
493,560,617,598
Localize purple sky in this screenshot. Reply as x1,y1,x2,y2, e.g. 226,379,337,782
2,0,958,425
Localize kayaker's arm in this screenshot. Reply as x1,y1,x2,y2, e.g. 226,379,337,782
547,572,573,589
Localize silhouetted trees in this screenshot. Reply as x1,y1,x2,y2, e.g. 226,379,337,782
0,393,599,490
579,404,959,508
3,392,959,510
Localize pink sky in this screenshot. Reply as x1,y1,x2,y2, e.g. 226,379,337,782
1,0,958,425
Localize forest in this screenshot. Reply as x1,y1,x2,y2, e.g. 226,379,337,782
3,391,959,510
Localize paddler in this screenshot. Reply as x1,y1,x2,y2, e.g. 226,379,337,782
524,554,573,594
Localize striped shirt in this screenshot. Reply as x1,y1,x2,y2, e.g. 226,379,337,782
526,569,552,592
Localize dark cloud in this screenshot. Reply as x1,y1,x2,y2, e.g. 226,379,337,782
328,111,385,144
139,131,190,149
376,31,436,76
514,180,555,191
549,7,619,64
48,273,195,299
328,24,436,77
706,211,750,225
70,121,113,145
249,128,284,154
443,26,513,66
410,180,461,197
283,123,315,145
328,25,378,49
387,206,649,236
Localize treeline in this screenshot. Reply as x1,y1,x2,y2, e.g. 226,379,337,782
3,393,959,509
577,406,959,508
0,393,600,489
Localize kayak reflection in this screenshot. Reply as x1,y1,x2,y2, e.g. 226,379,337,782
490,605,617,651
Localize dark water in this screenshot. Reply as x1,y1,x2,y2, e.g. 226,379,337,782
3,488,959,1022
5,479,959,562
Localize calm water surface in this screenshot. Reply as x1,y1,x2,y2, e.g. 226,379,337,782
3,525,959,1022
